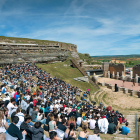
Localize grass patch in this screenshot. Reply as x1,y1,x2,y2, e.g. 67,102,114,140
36,61,98,93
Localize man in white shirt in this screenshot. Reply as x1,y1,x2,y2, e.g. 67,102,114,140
89,116,96,130
7,98,16,116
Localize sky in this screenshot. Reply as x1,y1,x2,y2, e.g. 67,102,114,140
0,0,140,56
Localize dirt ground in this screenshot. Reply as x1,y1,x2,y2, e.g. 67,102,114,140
100,86,140,110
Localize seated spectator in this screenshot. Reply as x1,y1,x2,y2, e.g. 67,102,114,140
108,118,116,134
29,122,44,140
36,109,46,124
0,110,9,140
31,107,39,122
82,116,88,128
68,116,76,128
49,131,61,140
121,122,130,136
89,116,96,130
88,127,101,140
7,116,27,140
76,115,82,127
78,125,89,140
40,104,45,113
65,123,76,139
118,115,122,124
20,114,32,140
49,113,57,131
99,116,109,134
57,118,67,132
16,108,26,128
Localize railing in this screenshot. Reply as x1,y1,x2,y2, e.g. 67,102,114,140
71,59,99,89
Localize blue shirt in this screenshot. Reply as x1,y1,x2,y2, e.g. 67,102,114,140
2,87,6,94
121,126,130,135
15,95,19,102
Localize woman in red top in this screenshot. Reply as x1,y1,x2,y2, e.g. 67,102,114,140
118,116,122,124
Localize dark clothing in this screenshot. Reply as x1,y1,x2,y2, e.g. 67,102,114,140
31,111,38,120
17,97,21,106
20,121,32,140
57,123,67,132
28,126,44,140
7,123,23,140
108,123,116,134
114,117,118,126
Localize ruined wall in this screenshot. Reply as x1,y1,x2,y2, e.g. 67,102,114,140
0,42,73,64
109,63,125,76
102,62,109,77
133,64,140,77
102,62,125,77
60,43,77,52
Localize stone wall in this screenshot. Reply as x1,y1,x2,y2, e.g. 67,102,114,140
102,62,125,77
102,62,109,77
133,64,140,77
0,42,77,64
109,63,125,76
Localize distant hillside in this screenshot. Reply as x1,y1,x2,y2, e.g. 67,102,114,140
91,54,140,58
0,36,74,45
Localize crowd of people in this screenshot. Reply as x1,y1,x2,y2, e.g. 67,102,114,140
0,63,130,140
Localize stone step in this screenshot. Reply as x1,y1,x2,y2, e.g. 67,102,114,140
113,137,135,140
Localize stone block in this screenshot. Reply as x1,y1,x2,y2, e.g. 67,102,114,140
111,85,115,90
123,88,128,94
137,91,140,98
101,83,105,86
130,90,134,96
118,87,123,91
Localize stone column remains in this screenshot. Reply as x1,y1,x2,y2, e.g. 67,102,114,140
108,71,110,78
136,74,138,83
117,72,119,79
122,71,124,80
130,71,132,80
112,71,115,78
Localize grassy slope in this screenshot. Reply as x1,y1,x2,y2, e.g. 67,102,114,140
0,36,74,45
36,60,97,93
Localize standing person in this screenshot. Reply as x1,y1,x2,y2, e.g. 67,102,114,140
132,79,135,86
88,127,101,140
0,110,9,140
